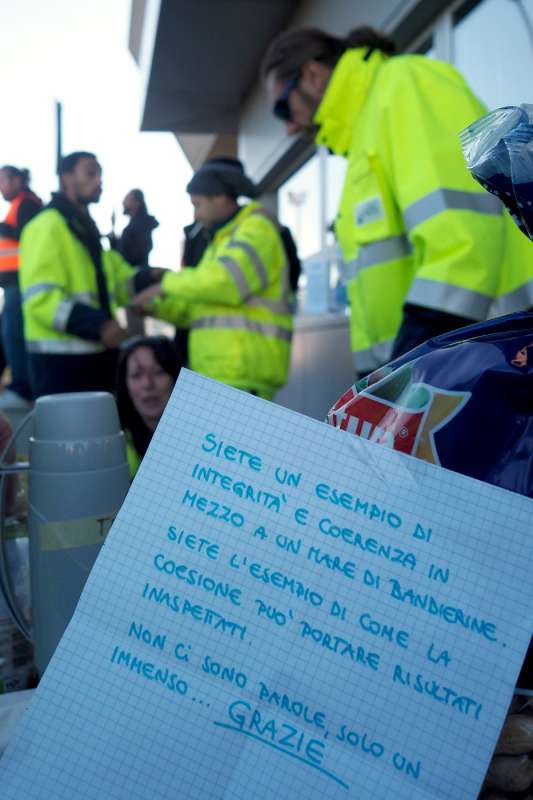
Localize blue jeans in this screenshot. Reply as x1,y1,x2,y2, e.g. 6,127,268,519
2,285,32,400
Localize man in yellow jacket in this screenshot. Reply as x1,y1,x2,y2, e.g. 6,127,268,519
263,26,533,374
20,152,160,397
135,159,292,400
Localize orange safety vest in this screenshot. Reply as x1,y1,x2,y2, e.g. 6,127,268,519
0,192,41,280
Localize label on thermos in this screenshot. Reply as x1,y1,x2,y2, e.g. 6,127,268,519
40,511,118,551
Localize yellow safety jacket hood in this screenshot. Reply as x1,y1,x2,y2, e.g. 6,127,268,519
314,48,387,156
313,49,533,373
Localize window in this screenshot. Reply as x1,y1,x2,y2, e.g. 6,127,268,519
453,0,533,108
278,154,321,260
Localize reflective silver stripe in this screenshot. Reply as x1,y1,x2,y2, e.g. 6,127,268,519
353,339,394,374
0,247,19,256
407,277,491,319
218,256,250,299
22,282,63,302
191,316,292,341
22,285,98,304
404,188,503,230
244,296,291,314
70,291,98,304
26,339,105,354
344,234,412,280
228,240,269,289
53,300,75,332
490,280,533,316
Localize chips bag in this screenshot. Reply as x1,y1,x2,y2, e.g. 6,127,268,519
328,312,533,699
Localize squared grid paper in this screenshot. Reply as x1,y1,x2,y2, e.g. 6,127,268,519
1,369,531,800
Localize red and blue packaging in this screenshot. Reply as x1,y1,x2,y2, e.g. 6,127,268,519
327,311,533,688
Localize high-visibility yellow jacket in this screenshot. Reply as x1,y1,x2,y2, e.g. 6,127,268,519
152,202,292,399
315,48,533,372
125,431,141,478
20,208,136,355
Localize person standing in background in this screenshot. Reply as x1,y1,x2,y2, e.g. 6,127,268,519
110,188,159,336
114,189,159,268
134,158,292,400
0,166,42,410
174,157,301,368
19,152,160,398
263,26,533,375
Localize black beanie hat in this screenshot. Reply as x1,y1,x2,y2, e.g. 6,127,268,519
186,157,257,198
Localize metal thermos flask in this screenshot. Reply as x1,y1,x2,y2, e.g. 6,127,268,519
28,392,130,674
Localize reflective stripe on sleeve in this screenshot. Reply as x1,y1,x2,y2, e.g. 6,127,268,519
26,339,105,354
228,239,269,290
23,285,99,304
353,340,394,374
344,234,412,280
218,256,250,299
22,282,63,302
53,300,75,332
70,291,99,304
491,280,533,316
191,315,292,341
404,188,502,230
406,277,491,320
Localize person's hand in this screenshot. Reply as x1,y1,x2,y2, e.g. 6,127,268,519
99,318,129,349
132,282,163,308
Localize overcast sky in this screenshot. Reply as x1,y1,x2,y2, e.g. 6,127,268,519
0,0,193,268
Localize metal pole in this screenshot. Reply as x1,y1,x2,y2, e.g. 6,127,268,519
55,100,63,175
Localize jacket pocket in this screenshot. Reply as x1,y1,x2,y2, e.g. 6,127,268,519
337,153,402,248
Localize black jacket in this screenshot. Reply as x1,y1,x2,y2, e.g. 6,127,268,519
118,211,159,266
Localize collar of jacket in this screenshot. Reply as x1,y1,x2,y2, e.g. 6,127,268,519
211,202,262,242
48,192,102,251
314,48,388,155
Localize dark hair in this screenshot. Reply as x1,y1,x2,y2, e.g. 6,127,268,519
129,188,147,213
116,336,181,459
0,165,31,187
261,26,396,82
58,151,97,176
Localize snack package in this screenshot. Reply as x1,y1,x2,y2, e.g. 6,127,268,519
461,104,533,239
328,312,533,498
328,311,532,689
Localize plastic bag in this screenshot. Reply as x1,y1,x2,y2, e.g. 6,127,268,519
328,311,533,684
461,104,533,239
328,312,533,498
328,312,533,794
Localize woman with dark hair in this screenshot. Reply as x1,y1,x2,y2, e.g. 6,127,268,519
116,336,180,476
262,26,533,376
0,165,42,409
115,188,159,268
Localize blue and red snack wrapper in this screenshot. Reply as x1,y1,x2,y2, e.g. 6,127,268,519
327,312,533,688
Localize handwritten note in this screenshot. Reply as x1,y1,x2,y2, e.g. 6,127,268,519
1,370,531,799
